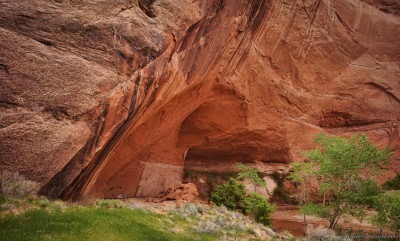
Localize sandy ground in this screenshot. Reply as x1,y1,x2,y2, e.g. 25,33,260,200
271,204,395,237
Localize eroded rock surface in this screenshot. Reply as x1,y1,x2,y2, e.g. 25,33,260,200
151,183,199,203
0,0,399,199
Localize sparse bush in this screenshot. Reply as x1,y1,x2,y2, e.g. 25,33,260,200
196,220,222,234
216,205,228,214
243,193,275,226
307,226,341,241
1,203,17,211
95,199,124,208
0,171,39,198
236,163,265,188
33,196,52,208
210,177,246,210
171,203,203,219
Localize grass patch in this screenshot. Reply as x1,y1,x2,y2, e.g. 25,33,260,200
0,198,295,240
0,205,215,241
385,190,400,198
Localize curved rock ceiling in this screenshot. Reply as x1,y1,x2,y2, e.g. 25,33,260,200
0,0,399,199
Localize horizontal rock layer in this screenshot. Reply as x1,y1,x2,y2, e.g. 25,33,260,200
0,0,399,199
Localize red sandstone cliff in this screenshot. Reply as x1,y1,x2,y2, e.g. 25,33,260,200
0,0,399,199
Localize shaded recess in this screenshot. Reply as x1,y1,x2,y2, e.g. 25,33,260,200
318,111,385,128
177,86,291,198
178,86,291,174
138,0,157,18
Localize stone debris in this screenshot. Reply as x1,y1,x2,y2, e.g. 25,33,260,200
151,183,199,203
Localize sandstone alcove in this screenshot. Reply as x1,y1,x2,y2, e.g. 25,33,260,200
1,0,398,201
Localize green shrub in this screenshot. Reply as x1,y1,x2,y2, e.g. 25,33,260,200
170,203,204,219
95,199,124,208
210,170,275,227
236,163,265,187
243,193,275,226
382,174,400,190
210,178,246,210
33,196,53,208
195,220,222,234
371,192,400,234
0,171,39,198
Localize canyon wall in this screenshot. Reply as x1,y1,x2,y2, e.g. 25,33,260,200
0,0,399,199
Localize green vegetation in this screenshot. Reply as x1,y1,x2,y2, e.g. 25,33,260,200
95,199,125,208
210,164,275,227
372,191,400,235
170,203,275,239
0,169,278,240
288,161,318,234
210,177,246,210
0,171,39,199
0,205,215,241
382,174,400,190
271,172,294,203
183,170,236,197
288,161,316,204
243,193,275,226
0,170,219,241
236,163,265,189
291,133,392,229
0,197,283,241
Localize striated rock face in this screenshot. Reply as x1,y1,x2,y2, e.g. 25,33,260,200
0,0,399,199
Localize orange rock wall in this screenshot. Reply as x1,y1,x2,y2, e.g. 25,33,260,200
0,0,399,199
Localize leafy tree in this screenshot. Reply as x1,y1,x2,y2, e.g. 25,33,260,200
211,164,274,226
236,163,265,190
371,192,400,235
288,161,317,234
243,193,275,226
296,133,391,229
210,177,246,210
288,161,317,203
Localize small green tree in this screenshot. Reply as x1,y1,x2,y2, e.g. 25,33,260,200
236,163,265,191
372,192,400,235
288,161,317,234
296,133,391,229
243,193,275,226
210,164,274,226
210,177,246,210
